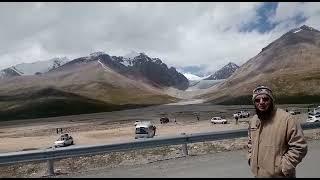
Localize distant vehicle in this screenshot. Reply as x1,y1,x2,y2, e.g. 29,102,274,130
160,117,169,124
210,117,227,124
311,106,320,114
233,111,250,118
307,113,320,123
289,110,301,115
54,133,74,147
135,121,156,139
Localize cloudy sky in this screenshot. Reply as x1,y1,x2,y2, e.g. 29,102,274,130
1,2,320,74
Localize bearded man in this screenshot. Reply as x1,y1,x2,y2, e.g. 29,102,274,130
247,85,308,178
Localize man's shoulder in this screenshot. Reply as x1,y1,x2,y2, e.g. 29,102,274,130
275,107,295,123
250,114,258,120
249,115,259,125
275,107,290,117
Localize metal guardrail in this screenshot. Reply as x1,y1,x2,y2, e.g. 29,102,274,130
301,122,320,130
0,122,319,176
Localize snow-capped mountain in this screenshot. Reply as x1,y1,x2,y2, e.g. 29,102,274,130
89,51,105,57
0,66,23,79
291,25,320,34
53,52,190,90
0,52,179,120
204,62,239,80
0,51,190,90
0,57,70,78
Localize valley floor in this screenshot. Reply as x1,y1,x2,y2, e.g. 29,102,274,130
0,103,319,178
0,103,312,153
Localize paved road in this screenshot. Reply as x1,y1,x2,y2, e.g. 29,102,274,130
64,140,319,178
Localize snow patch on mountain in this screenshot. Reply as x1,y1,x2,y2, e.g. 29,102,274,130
1,57,70,76
183,73,203,81
293,29,302,33
98,60,110,71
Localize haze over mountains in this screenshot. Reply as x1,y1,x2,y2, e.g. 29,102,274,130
179,62,240,92
0,25,319,120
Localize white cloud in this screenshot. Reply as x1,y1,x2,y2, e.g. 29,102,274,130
269,2,303,23
0,2,319,73
268,2,320,31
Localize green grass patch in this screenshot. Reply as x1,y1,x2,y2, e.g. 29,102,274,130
0,87,154,121
0,98,151,121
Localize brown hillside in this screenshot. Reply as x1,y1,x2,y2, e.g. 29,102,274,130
200,25,320,104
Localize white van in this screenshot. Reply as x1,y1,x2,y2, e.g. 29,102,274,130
135,121,156,139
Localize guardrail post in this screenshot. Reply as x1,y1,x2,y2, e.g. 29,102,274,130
181,133,188,156
47,159,55,176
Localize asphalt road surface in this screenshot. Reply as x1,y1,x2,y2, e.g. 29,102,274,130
64,140,320,178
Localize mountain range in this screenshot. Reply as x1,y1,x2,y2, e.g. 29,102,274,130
0,57,70,78
0,52,189,120
0,24,319,120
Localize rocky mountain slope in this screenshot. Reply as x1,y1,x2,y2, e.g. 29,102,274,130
204,62,239,80
0,52,182,120
200,25,320,104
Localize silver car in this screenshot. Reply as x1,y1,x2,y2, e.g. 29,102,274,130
210,117,227,124
54,134,74,147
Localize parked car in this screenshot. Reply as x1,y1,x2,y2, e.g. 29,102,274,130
307,113,320,123
233,111,250,118
135,121,156,139
210,117,227,124
54,133,74,147
160,117,169,124
289,110,301,115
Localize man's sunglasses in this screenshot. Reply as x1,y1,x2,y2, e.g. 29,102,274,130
254,97,270,103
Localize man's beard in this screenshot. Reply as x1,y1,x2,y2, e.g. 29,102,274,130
255,103,274,120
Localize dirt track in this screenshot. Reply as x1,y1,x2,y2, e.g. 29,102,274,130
0,117,250,153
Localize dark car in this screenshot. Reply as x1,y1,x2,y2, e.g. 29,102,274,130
160,117,169,124
289,110,301,115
